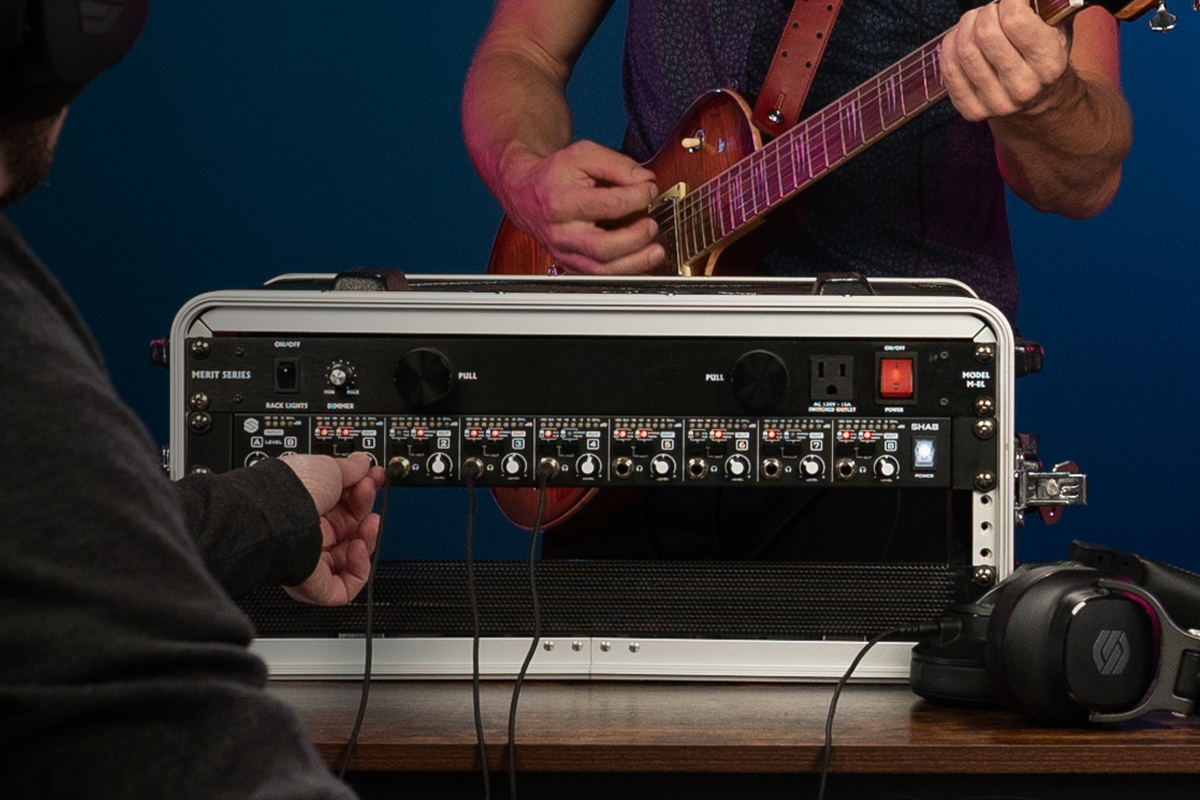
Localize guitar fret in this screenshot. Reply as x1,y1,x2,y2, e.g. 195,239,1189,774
881,69,904,128
795,126,812,187
901,51,929,112
719,172,734,237
769,142,784,205
744,161,759,220
920,49,931,101
810,114,829,177
774,138,791,199
711,185,722,245
786,130,800,191
840,95,863,156
686,194,696,262
771,146,783,206
701,188,716,252
860,80,885,144
926,38,946,101
752,155,768,216
729,170,739,230
825,106,846,165
746,157,760,216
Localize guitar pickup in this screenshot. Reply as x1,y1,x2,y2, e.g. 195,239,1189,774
647,182,686,275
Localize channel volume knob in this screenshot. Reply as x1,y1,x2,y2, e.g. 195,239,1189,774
731,350,788,409
394,348,453,407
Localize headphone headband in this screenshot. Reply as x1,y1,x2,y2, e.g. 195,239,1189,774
911,541,1200,724
1068,540,1200,631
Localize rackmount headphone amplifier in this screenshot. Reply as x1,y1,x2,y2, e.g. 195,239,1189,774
165,273,1067,680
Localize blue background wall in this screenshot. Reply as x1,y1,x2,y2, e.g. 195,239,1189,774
10,2,1199,568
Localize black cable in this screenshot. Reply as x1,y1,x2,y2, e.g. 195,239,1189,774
877,488,903,562
744,488,826,561
506,465,551,800
337,468,397,780
816,621,941,800
463,467,491,800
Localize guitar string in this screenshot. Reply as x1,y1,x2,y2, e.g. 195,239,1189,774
669,0,1080,255
684,42,943,221
577,0,1078,271
660,43,937,249
674,40,945,249
658,37,949,266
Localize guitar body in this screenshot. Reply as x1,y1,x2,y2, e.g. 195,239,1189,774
487,89,768,279
488,90,771,532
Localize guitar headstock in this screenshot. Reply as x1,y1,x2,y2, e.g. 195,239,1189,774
1097,0,1162,20
1036,0,1190,27
1089,0,1188,24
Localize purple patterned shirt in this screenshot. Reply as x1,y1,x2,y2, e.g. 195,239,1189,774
619,0,1017,321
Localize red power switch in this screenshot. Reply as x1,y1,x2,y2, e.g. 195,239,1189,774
880,357,914,399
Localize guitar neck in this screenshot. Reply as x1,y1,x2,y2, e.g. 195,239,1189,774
672,0,1087,270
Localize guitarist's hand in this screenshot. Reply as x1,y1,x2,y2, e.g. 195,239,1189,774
501,139,666,275
940,0,1074,122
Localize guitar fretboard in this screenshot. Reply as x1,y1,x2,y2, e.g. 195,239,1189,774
658,0,1086,272
671,32,949,269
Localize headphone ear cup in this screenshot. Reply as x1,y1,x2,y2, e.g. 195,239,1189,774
987,568,1157,724
37,0,149,86
0,0,149,120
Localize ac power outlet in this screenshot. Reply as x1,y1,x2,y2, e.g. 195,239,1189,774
810,356,854,400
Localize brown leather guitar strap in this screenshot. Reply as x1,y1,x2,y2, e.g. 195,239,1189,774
752,0,845,138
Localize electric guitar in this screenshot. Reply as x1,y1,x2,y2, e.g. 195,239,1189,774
488,0,1157,531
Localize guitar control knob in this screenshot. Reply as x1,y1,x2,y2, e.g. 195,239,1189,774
500,452,528,478
799,455,826,480
427,451,454,478
577,453,603,479
650,453,676,479
874,455,900,481
724,454,752,480
394,348,453,407
731,350,788,409
327,361,355,389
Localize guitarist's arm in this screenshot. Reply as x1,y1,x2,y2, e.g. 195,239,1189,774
941,0,1132,219
461,0,666,274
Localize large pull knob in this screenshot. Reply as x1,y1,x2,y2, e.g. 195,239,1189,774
731,350,788,409
394,348,453,407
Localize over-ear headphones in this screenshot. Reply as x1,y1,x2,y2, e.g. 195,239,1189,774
0,0,148,120
910,541,1200,724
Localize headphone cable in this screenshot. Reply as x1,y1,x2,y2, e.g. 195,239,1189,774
463,466,491,800
337,466,398,780
816,621,941,800
506,464,552,800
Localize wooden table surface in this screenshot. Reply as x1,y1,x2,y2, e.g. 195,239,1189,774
270,680,1200,775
